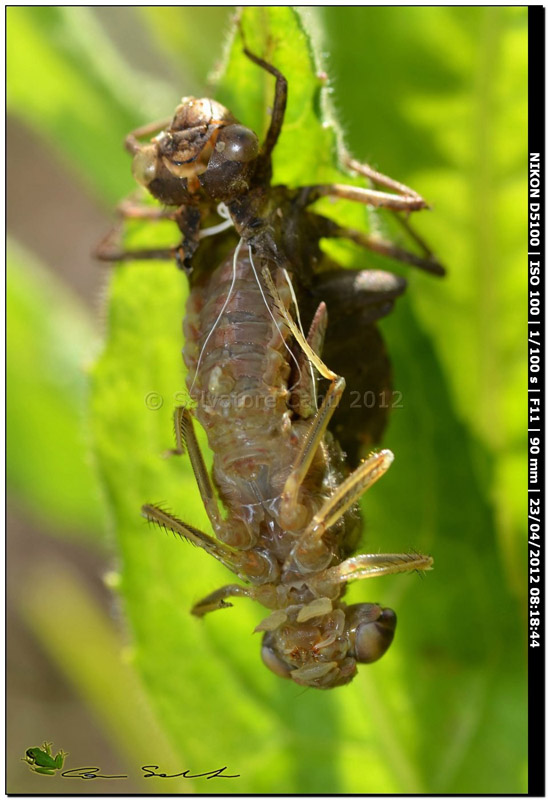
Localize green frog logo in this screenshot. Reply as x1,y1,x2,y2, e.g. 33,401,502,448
23,741,67,775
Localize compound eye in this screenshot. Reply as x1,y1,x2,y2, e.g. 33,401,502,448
132,145,158,186
354,608,397,664
261,643,292,679
216,125,259,163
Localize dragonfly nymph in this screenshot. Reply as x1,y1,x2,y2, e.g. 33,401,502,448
99,46,441,689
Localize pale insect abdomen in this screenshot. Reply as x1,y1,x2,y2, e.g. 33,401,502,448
183,247,317,559
184,248,291,475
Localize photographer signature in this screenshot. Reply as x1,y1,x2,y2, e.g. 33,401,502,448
61,765,239,780
23,741,239,780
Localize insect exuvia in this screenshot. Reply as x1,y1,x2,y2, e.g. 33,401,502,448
99,42,443,689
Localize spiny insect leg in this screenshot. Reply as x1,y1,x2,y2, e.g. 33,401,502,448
308,552,434,591
116,198,177,221
303,183,427,212
390,211,443,267
242,46,287,164
324,223,445,276
168,407,222,532
282,375,346,528
263,270,347,527
124,116,172,155
94,238,177,263
191,584,253,617
342,155,445,274
289,301,328,419
143,504,244,576
94,199,180,263
143,504,277,584
342,156,425,202
288,450,394,570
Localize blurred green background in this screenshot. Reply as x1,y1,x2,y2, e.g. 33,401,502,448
7,7,528,794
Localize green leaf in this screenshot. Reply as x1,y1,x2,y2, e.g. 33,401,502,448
137,7,232,90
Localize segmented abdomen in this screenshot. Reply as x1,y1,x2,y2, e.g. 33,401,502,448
183,247,294,506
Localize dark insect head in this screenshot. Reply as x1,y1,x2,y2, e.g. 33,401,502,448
260,602,397,689
131,97,260,206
